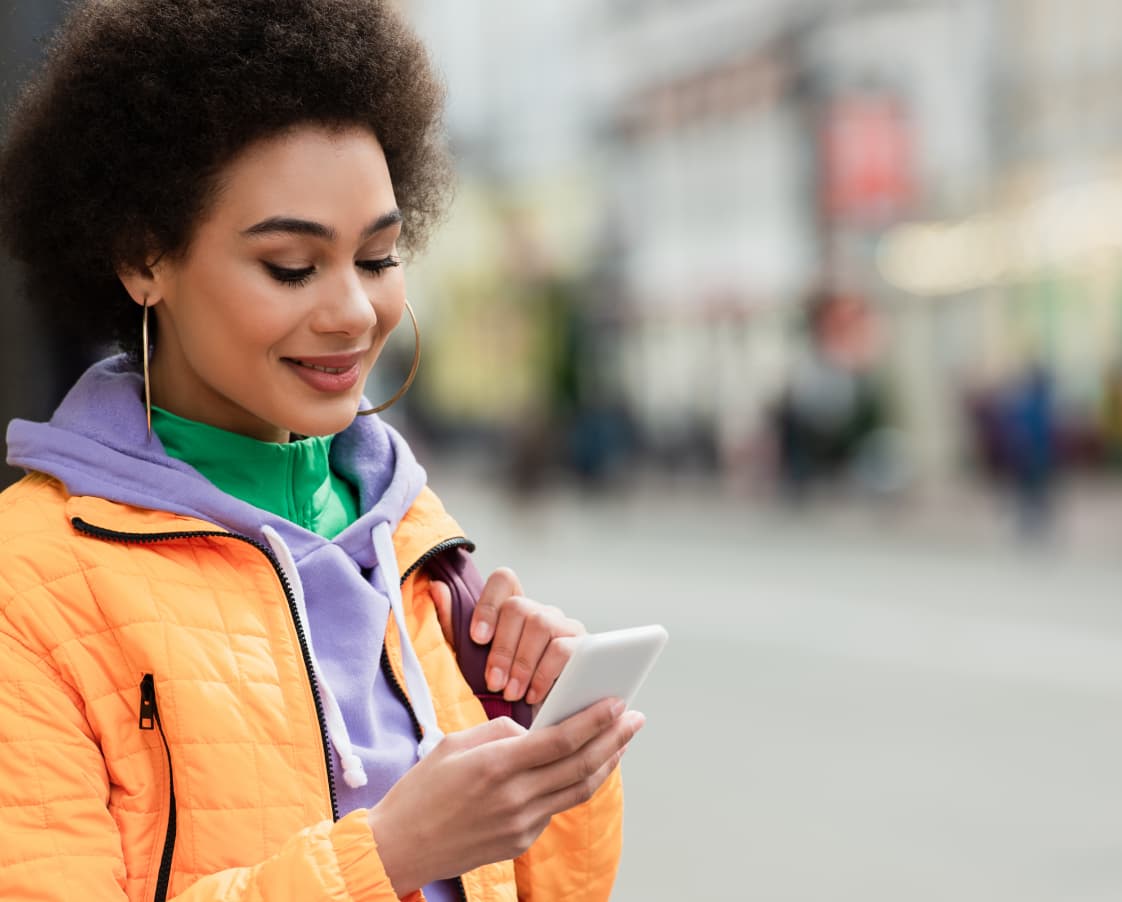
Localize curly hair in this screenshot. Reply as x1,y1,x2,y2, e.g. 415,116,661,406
0,0,451,356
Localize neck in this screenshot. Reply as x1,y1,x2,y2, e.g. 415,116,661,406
149,348,290,443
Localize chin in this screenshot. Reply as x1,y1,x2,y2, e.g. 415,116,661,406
281,402,360,439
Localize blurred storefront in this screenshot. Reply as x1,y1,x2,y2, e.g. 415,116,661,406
403,0,1003,492
876,0,1122,482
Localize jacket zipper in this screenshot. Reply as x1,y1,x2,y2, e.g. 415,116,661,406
85,520,473,901
398,537,473,902
73,518,340,821
372,649,471,902
139,674,176,902
400,537,474,584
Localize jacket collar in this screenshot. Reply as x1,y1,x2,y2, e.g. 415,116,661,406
63,484,467,581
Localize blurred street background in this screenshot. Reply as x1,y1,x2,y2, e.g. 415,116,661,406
433,461,1122,900
4,0,1122,898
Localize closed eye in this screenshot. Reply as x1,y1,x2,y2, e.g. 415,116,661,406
264,262,315,287
358,256,401,276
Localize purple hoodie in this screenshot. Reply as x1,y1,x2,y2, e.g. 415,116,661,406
6,355,460,901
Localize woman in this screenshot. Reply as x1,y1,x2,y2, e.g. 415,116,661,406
0,1,641,900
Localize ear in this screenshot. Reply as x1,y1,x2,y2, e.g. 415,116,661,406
116,256,168,308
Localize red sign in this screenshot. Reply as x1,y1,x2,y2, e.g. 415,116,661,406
820,95,916,226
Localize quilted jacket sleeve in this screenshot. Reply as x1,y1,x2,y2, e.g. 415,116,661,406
0,628,413,902
167,812,415,902
513,768,624,902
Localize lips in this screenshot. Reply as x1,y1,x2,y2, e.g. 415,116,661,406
291,360,350,375
286,352,365,370
283,352,365,393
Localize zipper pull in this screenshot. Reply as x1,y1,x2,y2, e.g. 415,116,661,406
139,674,156,731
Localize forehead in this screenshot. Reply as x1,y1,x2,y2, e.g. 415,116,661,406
206,125,397,227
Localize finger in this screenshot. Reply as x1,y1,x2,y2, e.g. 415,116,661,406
440,715,526,755
484,595,531,693
471,567,522,645
531,709,645,799
525,634,580,706
430,579,453,645
535,734,632,820
511,697,626,770
497,603,555,701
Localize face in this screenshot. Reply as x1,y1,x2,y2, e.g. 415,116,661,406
133,126,407,442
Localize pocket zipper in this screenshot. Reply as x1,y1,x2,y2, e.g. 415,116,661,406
140,674,177,902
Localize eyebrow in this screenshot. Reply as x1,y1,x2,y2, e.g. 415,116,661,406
241,209,403,241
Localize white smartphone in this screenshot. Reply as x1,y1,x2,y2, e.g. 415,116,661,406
529,624,669,731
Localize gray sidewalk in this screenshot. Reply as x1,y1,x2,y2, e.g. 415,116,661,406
427,463,1122,901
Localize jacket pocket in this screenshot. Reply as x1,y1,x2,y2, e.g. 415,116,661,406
139,674,177,902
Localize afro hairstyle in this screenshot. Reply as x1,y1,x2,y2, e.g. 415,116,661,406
0,0,452,357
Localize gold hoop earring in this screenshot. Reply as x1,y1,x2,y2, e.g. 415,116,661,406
357,300,421,416
142,298,153,438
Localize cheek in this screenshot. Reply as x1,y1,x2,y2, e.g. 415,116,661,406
189,268,302,350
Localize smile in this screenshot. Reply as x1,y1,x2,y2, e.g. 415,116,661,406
292,360,349,374
282,354,365,393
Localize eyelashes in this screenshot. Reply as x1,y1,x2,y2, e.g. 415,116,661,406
358,256,402,276
265,256,401,288
265,263,315,287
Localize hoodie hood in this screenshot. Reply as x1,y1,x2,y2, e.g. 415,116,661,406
6,354,426,564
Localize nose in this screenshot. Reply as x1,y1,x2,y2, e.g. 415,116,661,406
312,269,376,337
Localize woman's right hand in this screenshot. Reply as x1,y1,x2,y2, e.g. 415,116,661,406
366,698,644,896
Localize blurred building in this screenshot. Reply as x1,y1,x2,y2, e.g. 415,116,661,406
989,0,1122,450
587,0,995,482
403,0,1006,488
876,0,1122,477
580,0,817,469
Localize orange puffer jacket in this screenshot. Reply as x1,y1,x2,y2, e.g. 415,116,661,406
0,473,622,902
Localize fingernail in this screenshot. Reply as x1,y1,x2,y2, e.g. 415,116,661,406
472,622,492,643
504,679,522,701
487,667,505,692
610,700,626,718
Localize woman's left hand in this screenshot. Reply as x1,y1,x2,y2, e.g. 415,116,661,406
431,567,585,704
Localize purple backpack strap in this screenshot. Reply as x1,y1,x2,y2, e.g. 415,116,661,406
423,547,534,728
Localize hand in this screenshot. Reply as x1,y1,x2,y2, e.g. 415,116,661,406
367,698,644,895
432,567,585,705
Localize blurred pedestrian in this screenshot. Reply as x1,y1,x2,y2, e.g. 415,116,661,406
1001,360,1058,536
0,2,640,900
775,292,888,499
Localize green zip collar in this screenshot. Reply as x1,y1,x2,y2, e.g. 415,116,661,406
151,407,358,538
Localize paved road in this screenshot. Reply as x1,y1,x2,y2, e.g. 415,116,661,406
427,463,1122,901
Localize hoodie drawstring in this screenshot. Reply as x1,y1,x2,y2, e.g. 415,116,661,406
371,521,445,758
261,526,369,789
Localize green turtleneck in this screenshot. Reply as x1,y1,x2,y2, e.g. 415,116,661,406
151,407,359,539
